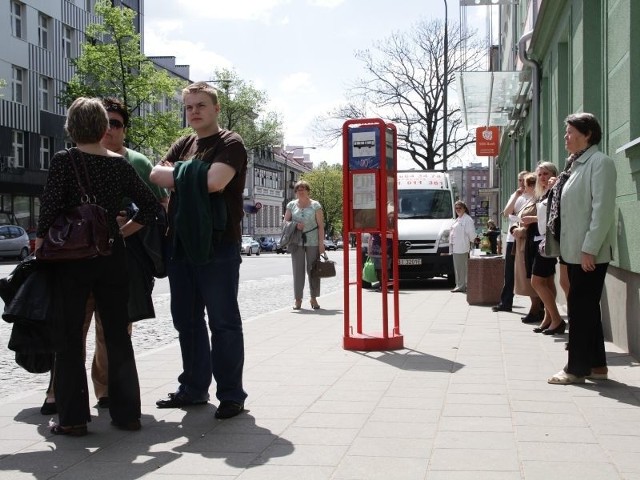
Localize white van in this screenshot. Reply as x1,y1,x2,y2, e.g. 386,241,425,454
395,171,456,284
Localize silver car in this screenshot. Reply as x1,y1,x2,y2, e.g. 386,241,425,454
240,235,261,256
0,225,30,260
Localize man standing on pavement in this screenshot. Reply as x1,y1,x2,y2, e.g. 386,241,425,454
492,171,529,313
149,81,248,419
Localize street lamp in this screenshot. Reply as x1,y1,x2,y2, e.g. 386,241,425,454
443,0,448,170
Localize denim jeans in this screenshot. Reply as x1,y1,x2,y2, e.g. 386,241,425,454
167,241,247,403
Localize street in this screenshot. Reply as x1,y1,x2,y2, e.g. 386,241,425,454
0,251,347,399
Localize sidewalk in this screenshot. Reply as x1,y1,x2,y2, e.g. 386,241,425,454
1,286,640,480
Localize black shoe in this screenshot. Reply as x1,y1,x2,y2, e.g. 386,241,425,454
97,397,110,409
491,304,512,312
40,399,57,415
214,401,244,419
521,313,542,324
156,391,209,409
111,419,141,431
542,321,567,335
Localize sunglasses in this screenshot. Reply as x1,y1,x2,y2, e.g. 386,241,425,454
109,119,125,130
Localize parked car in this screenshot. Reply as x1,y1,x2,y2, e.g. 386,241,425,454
323,239,337,251
0,225,30,260
259,237,276,252
240,235,260,256
336,239,344,249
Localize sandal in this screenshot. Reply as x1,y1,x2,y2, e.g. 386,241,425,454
50,423,88,436
310,298,320,310
293,299,302,310
547,370,585,385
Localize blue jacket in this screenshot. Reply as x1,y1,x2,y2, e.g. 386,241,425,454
559,145,617,264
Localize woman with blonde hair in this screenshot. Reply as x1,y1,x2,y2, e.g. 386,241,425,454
511,173,544,323
35,97,158,435
521,162,564,334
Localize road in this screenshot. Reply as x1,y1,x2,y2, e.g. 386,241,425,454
0,251,347,399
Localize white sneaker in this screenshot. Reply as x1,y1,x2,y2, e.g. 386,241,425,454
548,370,585,385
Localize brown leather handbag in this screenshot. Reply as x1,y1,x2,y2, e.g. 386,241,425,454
36,149,113,262
311,253,336,278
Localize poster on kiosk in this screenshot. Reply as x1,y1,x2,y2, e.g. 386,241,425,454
342,118,403,351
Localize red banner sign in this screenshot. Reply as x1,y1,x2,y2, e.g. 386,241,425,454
475,126,500,156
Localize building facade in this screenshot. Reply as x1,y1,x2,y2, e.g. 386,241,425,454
246,146,312,238
460,0,640,355
448,162,493,229
0,0,147,231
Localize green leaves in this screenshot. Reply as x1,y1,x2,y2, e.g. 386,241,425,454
59,0,188,159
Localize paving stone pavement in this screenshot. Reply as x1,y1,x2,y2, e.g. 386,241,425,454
1,274,640,479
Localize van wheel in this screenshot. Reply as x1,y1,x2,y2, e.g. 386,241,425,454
446,274,456,287
18,247,29,261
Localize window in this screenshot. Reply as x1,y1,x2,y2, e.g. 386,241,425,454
40,136,51,170
10,1,23,39
39,76,51,110
62,26,73,58
12,131,25,168
85,0,95,13
38,13,50,49
11,66,24,103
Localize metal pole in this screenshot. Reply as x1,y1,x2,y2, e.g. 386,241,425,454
443,0,448,170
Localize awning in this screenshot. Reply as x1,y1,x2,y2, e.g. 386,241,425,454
456,70,531,129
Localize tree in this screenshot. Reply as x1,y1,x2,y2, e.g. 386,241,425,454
301,163,343,237
59,0,188,158
314,18,487,171
209,68,283,151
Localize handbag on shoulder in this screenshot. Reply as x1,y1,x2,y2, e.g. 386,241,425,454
36,149,113,262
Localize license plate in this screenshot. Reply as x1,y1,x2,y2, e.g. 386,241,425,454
399,258,422,265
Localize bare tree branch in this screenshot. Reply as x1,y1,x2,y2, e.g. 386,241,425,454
313,18,486,170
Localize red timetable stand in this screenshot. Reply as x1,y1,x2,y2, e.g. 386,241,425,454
341,118,403,351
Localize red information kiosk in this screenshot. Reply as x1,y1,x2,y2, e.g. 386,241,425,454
342,118,403,351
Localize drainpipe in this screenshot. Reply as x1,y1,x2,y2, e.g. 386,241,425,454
518,30,540,169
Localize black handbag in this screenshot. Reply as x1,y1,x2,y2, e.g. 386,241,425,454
36,149,113,262
311,253,336,278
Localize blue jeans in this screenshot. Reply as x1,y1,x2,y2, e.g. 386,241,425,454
167,241,247,403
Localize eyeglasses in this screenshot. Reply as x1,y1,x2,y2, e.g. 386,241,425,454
295,187,307,192
455,207,463,210
108,119,125,130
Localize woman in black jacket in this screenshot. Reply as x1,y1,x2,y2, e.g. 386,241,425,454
35,97,158,436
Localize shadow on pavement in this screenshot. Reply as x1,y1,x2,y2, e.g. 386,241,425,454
353,347,464,373
2,406,294,478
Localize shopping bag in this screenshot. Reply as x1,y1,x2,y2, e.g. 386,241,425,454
362,256,378,284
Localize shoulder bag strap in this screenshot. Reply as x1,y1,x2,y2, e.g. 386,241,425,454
67,148,93,201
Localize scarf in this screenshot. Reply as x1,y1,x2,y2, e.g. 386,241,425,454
546,147,589,240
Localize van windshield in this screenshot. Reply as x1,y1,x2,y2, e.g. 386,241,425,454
397,189,453,219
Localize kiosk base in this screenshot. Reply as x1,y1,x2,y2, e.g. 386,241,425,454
343,332,404,351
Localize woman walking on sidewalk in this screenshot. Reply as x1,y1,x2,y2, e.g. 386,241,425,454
284,180,326,310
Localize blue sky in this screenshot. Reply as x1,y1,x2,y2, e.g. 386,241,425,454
143,0,491,167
